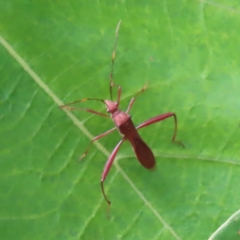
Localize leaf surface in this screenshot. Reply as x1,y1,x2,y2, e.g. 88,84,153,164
1,1,240,239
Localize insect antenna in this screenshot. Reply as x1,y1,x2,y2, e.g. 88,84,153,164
110,20,122,101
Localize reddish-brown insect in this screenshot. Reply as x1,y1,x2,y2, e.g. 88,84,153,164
61,21,183,207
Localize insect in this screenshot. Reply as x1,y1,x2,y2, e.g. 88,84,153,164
61,20,183,208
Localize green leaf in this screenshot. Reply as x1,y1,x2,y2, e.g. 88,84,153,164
1,1,240,240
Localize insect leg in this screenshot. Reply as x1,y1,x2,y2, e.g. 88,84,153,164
61,106,109,118
126,82,148,113
60,98,109,117
136,113,184,146
101,138,125,206
80,127,117,160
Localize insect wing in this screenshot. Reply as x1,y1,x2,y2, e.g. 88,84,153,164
132,136,156,169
